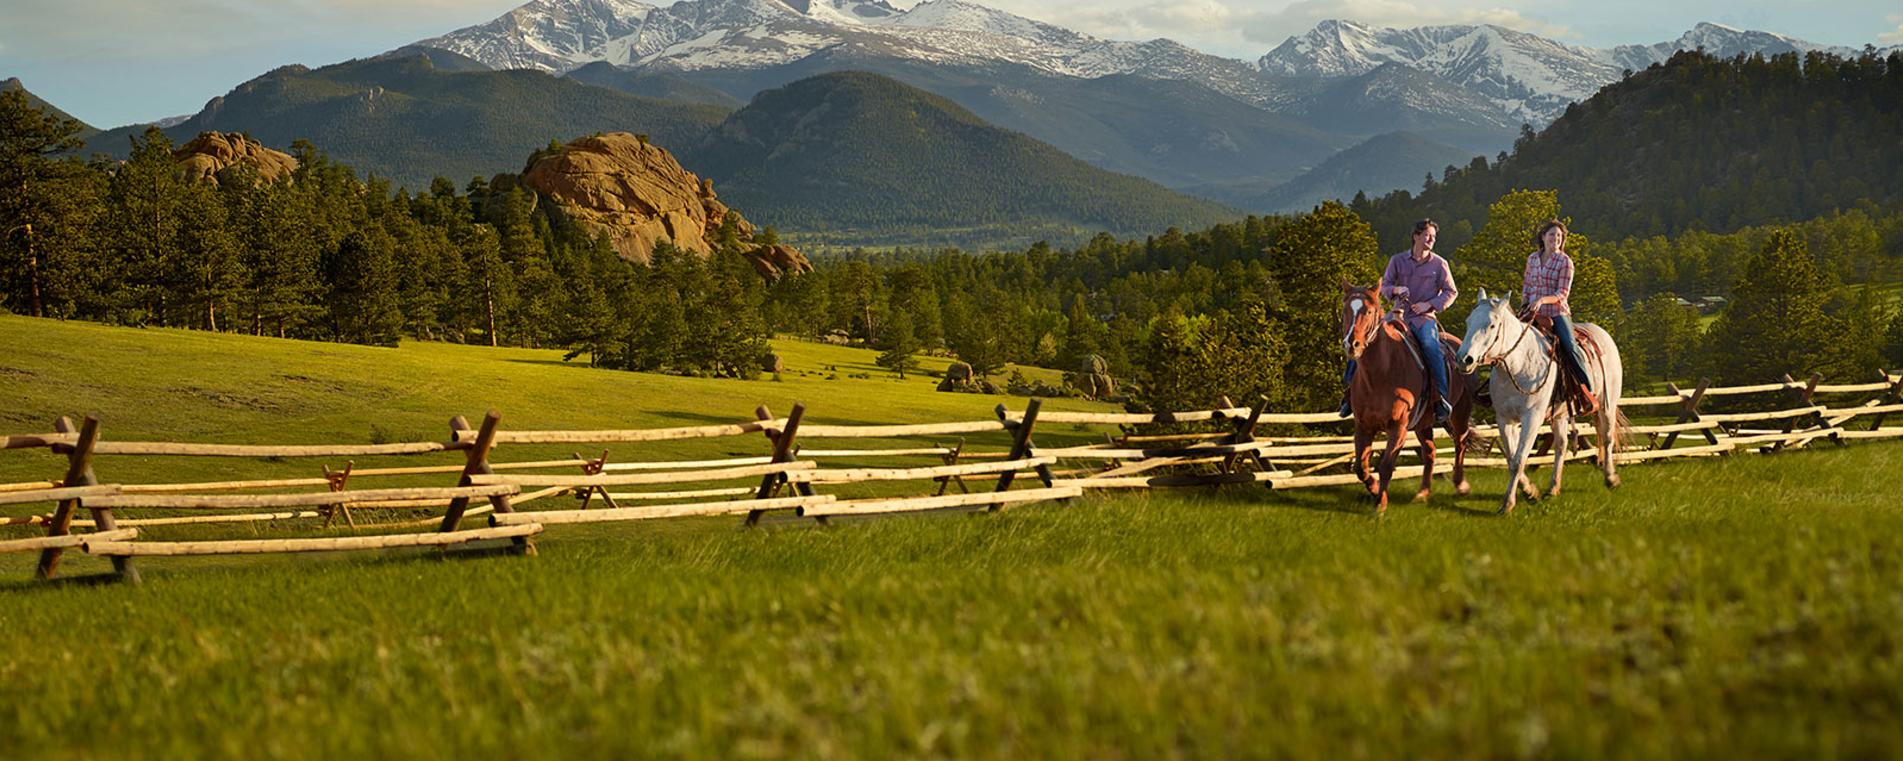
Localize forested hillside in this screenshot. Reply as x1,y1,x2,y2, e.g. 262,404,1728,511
83,50,731,190
1354,50,1903,253
684,72,1242,248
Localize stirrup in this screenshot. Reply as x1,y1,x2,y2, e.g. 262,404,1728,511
1434,398,1452,424
1575,386,1600,416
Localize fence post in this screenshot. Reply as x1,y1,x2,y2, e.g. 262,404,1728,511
1771,372,1836,452
1870,369,1903,431
439,412,532,555
572,449,616,509
992,399,1058,511
36,416,138,583
1661,378,1718,450
748,403,811,527
934,438,970,496
1222,395,1273,478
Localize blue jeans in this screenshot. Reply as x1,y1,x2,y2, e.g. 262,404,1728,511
1412,320,1449,406
1551,314,1590,386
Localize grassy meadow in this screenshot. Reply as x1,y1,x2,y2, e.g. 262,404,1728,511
1,314,1900,758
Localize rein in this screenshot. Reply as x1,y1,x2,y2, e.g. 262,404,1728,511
1481,310,1552,397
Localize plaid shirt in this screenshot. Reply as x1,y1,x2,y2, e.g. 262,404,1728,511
1523,250,1573,319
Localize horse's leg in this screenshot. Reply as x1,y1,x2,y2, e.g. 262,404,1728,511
1548,413,1571,499
1501,414,1542,515
1414,426,1436,502
1449,401,1473,496
1353,426,1376,494
1375,419,1408,515
1598,405,1621,488
1453,421,1473,497
1597,369,1623,489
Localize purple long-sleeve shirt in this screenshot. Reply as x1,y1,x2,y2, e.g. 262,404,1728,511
1381,250,1458,328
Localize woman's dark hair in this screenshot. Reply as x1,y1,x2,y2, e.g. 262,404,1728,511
1412,218,1438,237
1533,219,1568,250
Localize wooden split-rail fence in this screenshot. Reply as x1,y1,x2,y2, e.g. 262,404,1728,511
3,369,1899,584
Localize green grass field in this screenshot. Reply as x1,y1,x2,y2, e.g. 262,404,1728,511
2,315,1900,758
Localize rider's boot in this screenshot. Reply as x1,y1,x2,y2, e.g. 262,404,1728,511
1434,394,1452,424
1574,376,1599,417
1338,389,1353,418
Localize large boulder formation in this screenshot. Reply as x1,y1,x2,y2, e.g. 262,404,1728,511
173,132,297,184
936,361,1000,394
1074,354,1117,399
518,132,809,277
742,243,814,279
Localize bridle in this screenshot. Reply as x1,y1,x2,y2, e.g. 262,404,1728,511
1472,301,1549,395
1342,291,1382,360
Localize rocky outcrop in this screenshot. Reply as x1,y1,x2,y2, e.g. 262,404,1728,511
518,132,807,277
1074,354,1117,399
742,243,813,279
173,132,298,184
936,361,1000,394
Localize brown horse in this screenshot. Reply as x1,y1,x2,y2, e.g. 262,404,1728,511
1340,283,1476,513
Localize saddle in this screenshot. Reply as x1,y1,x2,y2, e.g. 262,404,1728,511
1387,317,1465,429
1524,311,1601,418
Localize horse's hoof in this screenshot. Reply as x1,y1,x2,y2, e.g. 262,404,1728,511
1547,486,1563,499
1606,474,1622,488
1413,489,1432,503
1455,481,1473,496
1497,503,1514,515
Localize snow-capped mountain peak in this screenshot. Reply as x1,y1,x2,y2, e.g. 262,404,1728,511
414,2,1894,133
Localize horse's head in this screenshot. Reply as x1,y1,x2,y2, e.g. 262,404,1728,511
1341,282,1383,360
1456,288,1516,373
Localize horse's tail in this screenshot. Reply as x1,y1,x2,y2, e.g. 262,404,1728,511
1609,407,1639,452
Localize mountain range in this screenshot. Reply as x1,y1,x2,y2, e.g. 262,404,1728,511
419,0,1889,135
408,0,1891,211
4,77,98,140
682,71,1240,247
81,49,730,191
19,0,1893,248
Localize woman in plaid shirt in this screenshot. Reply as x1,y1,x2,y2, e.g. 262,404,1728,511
1523,219,1597,413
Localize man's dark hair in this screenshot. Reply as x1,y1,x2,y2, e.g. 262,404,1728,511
1412,218,1438,236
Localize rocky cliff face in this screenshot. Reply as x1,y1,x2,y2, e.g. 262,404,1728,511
173,131,298,184
518,131,807,276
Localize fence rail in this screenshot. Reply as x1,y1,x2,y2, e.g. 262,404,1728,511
4,368,1898,585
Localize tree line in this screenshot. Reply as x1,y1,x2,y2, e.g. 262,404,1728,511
0,89,767,377
6,83,1901,409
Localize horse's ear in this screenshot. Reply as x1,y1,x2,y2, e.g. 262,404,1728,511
1477,287,1489,301
1503,290,1515,306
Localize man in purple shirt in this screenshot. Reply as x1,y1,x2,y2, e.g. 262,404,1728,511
1340,219,1458,423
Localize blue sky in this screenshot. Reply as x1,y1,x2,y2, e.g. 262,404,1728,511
3,0,1897,129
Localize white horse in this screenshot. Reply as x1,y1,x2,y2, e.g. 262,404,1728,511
1454,290,1625,514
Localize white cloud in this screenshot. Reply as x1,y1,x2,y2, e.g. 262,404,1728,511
1881,14,1903,45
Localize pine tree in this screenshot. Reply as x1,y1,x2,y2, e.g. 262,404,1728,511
458,226,513,346
1704,229,1830,383
1623,293,1705,383
1881,309,1903,369
104,128,187,325
322,227,404,346
0,88,89,318
876,308,921,378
